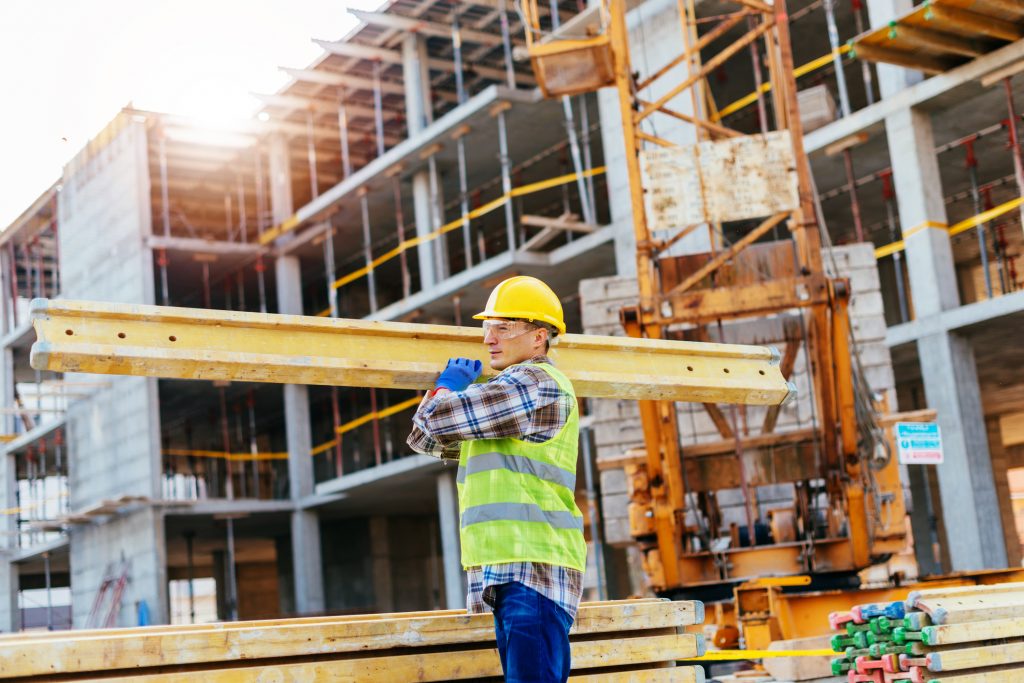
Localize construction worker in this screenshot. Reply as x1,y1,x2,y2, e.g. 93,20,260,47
407,275,586,683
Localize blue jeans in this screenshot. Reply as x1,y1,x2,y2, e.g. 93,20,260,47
491,581,574,683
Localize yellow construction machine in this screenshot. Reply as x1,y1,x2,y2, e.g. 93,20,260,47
520,0,919,648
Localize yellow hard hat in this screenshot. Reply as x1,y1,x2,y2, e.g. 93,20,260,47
473,276,566,335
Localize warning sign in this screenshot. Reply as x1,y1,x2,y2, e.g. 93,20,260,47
895,422,944,465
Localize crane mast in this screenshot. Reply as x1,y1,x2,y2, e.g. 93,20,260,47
521,0,907,597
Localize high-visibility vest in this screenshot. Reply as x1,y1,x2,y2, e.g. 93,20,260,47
457,362,587,571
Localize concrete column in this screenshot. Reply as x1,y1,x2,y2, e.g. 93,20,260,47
402,35,433,135
268,136,325,615
275,257,324,614
436,469,465,609
412,173,440,290
0,557,18,632
267,133,293,226
886,107,1005,570
917,332,1007,570
864,0,924,98
369,516,394,612
404,34,446,291
886,107,959,317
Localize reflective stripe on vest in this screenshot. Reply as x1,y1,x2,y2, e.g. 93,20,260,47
461,502,584,531
456,451,576,491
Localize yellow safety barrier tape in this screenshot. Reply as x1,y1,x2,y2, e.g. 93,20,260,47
163,448,289,462
874,197,1024,259
330,166,607,291
0,492,68,516
334,396,422,435
712,45,851,122
311,395,422,457
695,649,835,660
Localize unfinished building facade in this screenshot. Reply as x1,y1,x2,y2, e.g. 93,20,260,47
0,0,1021,630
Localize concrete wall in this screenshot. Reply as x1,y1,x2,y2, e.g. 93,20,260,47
580,243,896,545
58,115,166,627
69,508,164,628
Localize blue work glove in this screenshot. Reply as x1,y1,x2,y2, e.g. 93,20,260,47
436,357,482,392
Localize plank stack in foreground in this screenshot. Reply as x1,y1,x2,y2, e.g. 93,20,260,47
828,582,1024,683
0,598,705,682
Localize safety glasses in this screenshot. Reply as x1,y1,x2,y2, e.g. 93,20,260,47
481,319,537,341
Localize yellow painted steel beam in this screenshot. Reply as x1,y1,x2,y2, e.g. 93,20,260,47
29,299,794,406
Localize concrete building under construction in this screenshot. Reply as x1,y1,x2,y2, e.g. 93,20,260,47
1,0,1023,634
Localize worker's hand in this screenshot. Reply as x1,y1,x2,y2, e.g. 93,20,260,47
435,357,483,392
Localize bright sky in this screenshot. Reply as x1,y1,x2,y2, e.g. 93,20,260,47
0,0,383,228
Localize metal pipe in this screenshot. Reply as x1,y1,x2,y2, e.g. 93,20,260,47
455,134,473,270
370,389,382,467
360,191,378,313
561,97,597,226
373,62,386,158
184,530,196,623
1004,78,1024,236
237,174,248,244
982,187,1009,294
158,129,172,306
497,111,517,251
247,391,260,499
392,176,412,298
452,16,467,104
851,0,875,106
338,95,353,178
843,149,865,241
881,172,910,323
578,95,598,222
823,0,852,117
580,423,607,600
498,0,517,89
253,147,268,313
43,551,52,630
306,109,319,200
219,388,239,622
324,223,339,318
224,194,233,243
964,140,994,299
331,387,344,478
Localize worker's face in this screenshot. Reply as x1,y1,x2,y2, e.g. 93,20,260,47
482,319,548,370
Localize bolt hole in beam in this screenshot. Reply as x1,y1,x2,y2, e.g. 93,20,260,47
28,300,794,405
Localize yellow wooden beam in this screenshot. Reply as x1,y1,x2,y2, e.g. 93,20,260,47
0,600,703,677
30,299,794,406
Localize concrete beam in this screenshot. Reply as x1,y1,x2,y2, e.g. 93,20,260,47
886,290,1024,348
144,236,264,256
349,9,505,46
254,93,400,122
279,67,405,95
314,39,403,64
806,39,1024,155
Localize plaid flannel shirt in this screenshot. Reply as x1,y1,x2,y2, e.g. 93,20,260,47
407,355,584,621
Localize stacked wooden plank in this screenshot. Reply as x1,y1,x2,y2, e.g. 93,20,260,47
827,582,1024,682
0,598,706,682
